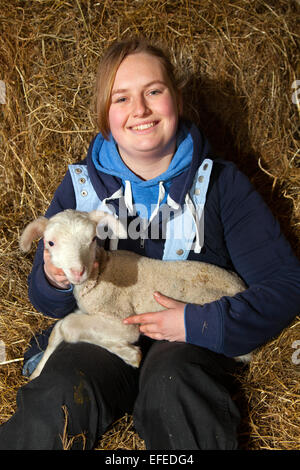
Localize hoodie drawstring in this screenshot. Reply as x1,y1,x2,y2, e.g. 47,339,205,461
185,193,202,253
124,180,135,216
149,181,165,223
124,180,165,223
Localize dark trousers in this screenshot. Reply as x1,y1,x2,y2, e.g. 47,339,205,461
0,340,241,450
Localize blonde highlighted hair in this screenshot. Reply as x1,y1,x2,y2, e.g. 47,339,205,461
94,37,183,140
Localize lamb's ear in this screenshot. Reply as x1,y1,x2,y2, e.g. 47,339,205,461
88,210,127,239
19,217,49,252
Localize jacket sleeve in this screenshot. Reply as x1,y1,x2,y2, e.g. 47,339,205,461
27,170,78,318
184,162,300,357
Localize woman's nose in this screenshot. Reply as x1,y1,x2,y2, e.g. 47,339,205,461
132,95,150,117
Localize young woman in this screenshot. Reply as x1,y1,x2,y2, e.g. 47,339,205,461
1,38,299,450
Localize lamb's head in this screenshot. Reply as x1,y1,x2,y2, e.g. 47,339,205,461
20,209,126,285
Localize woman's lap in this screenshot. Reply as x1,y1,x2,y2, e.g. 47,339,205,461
0,339,241,450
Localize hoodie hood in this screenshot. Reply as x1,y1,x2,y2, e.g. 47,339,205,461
92,122,192,184
91,120,211,220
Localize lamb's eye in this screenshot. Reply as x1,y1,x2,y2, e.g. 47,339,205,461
48,241,55,247
92,236,97,243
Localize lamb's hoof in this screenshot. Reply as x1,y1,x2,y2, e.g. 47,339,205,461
29,369,40,380
122,346,142,368
128,348,142,368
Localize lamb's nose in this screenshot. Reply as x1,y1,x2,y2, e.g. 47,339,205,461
70,267,85,279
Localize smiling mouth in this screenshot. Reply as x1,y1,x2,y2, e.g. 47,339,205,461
131,121,158,131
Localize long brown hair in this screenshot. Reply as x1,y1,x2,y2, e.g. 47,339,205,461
94,37,183,140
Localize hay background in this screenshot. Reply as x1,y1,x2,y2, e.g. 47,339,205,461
0,0,299,450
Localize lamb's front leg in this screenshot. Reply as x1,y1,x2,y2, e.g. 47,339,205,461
30,309,86,380
30,319,65,380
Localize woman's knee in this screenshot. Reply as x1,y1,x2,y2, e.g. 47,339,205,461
41,341,139,412
133,341,241,450
26,344,96,421
139,341,239,390
135,340,241,426
23,341,139,448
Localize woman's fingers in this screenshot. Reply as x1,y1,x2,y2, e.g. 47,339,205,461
43,248,70,289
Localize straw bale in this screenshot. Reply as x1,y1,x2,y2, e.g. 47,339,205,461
0,0,299,450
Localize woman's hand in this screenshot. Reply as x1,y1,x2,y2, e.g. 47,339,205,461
43,246,71,289
123,292,186,342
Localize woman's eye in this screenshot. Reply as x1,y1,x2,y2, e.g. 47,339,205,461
149,89,162,96
48,241,54,247
115,97,127,103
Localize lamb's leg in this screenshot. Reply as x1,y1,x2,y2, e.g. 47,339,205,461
88,339,141,368
234,352,253,363
60,313,142,368
31,311,141,379
30,319,65,380
30,309,87,380
108,342,142,368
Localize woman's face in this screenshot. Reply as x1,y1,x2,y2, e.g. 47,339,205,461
108,52,179,164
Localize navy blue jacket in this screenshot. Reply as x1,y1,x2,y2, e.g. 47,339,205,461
27,121,300,358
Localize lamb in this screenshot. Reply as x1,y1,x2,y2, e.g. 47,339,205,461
20,209,251,380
